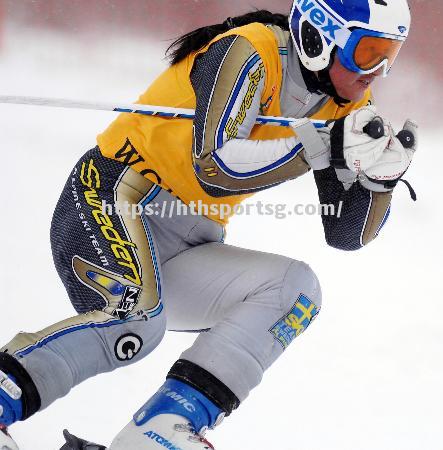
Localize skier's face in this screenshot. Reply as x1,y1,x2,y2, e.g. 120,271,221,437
328,53,383,101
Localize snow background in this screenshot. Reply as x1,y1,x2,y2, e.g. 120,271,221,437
0,15,442,450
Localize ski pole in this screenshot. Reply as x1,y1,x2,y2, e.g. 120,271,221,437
0,95,414,147
0,95,325,129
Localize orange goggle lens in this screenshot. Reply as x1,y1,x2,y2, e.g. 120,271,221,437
354,36,404,71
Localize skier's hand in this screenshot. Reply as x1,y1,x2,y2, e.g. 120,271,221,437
360,119,417,183
330,106,391,172
329,106,418,191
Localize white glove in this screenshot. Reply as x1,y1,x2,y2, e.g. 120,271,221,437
330,105,390,172
358,119,418,191
329,106,418,191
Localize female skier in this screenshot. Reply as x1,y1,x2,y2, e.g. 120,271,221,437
0,1,417,449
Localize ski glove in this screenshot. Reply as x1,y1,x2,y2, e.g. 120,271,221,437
357,119,417,192
329,106,418,192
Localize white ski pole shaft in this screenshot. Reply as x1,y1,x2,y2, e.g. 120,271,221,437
0,95,326,129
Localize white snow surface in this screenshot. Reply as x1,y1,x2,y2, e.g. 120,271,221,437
0,24,442,450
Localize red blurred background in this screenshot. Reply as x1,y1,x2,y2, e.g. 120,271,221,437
0,0,441,126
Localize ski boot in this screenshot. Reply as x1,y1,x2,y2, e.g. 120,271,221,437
0,353,41,450
0,425,19,450
0,368,22,450
108,378,223,449
0,369,22,428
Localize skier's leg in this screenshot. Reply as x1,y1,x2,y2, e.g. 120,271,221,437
0,149,165,427
167,243,322,403
107,242,321,449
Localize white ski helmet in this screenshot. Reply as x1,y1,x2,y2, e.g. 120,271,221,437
289,0,411,76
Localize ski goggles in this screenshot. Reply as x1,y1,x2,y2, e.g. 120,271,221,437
337,29,406,77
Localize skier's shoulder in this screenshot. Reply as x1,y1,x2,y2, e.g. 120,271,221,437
199,22,287,67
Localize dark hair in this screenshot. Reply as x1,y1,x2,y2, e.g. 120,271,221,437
166,10,289,65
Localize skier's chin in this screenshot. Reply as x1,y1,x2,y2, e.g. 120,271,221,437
334,82,367,103
328,56,372,102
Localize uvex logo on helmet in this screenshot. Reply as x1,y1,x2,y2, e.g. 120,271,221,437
295,0,343,40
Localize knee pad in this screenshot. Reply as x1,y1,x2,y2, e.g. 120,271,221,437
271,260,322,350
